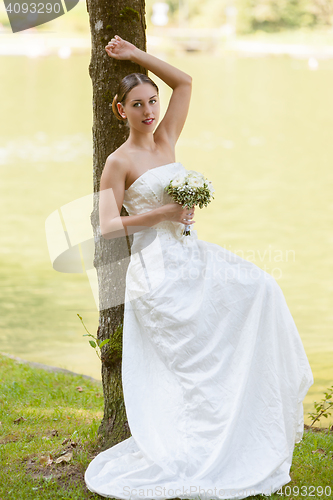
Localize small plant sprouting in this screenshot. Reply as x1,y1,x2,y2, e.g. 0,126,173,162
308,384,333,427
77,313,110,360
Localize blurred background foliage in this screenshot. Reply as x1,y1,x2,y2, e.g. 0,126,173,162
1,0,333,34
145,0,333,32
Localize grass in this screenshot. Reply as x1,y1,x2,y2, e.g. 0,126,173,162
0,354,332,500
0,354,102,499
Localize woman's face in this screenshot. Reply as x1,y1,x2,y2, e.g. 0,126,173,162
118,83,160,132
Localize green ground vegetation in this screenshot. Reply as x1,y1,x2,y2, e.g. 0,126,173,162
0,354,332,500
0,354,102,499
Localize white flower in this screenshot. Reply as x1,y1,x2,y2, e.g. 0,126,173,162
187,176,205,188
186,170,205,180
186,170,206,188
207,181,215,193
171,174,185,188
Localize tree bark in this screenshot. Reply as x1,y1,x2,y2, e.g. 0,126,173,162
85,0,147,448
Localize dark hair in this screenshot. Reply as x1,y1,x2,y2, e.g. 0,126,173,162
112,73,159,122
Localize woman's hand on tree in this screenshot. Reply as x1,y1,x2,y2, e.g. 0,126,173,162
105,35,136,61
162,204,195,225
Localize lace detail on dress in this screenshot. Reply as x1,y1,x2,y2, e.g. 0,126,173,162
123,178,158,215
152,220,198,243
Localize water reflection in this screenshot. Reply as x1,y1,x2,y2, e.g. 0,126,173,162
0,132,92,164
0,52,332,424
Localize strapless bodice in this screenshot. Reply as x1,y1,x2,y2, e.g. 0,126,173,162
122,162,198,244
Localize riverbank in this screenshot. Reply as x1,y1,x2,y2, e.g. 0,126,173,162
0,352,100,383
0,26,333,58
0,354,332,499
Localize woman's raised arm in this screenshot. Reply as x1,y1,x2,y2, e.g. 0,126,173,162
105,35,192,149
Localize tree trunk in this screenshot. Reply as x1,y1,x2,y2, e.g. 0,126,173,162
85,0,147,448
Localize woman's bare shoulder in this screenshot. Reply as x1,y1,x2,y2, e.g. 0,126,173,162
100,149,131,190
103,146,132,177
105,144,130,167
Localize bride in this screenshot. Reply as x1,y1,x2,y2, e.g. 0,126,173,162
85,35,313,499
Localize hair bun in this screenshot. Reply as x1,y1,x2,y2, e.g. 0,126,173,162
112,94,125,121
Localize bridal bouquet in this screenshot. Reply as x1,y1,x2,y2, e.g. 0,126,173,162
165,170,215,236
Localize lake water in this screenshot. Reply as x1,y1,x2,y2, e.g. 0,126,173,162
1,50,332,424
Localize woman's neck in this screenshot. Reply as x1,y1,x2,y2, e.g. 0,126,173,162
127,129,156,152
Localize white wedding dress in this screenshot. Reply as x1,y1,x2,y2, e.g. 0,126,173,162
85,162,313,500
